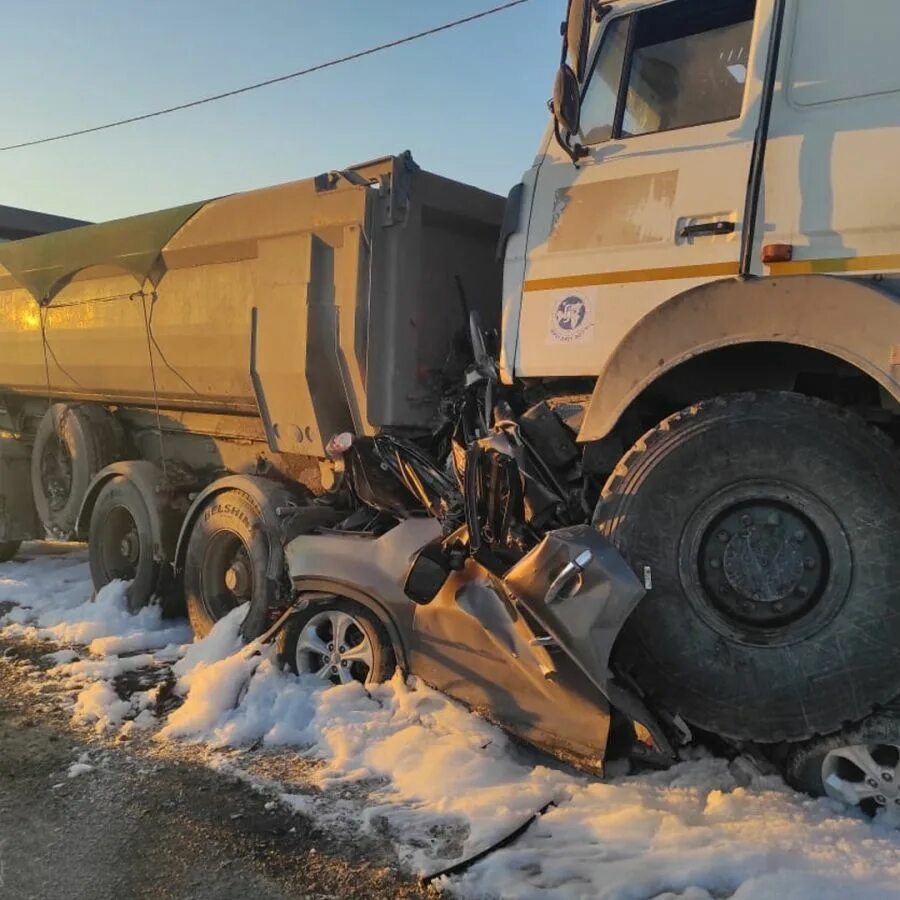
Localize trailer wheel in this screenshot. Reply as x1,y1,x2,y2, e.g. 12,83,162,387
277,598,395,686
0,541,21,563
183,489,278,641
32,404,123,539
595,392,900,744
88,476,158,613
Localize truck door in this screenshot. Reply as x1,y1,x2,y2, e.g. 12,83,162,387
515,0,768,378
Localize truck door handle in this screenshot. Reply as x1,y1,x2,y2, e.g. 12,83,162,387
680,221,735,239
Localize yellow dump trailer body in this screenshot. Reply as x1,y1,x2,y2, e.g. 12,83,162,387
0,154,504,460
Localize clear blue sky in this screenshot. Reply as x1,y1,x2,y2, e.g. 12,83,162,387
0,0,562,222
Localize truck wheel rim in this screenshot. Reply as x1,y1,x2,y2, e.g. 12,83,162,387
679,480,852,646
201,532,253,620
40,437,73,512
295,610,374,685
97,505,140,581
822,742,900,823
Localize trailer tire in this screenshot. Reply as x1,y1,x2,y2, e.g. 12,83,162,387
32,404,123,539
595,392,900,744
88,476,158,613
183,489,279,641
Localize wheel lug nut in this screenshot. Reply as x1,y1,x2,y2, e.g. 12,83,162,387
331,666,337,673
804,558,816,570
884,773,894,783
339,646,346,653
341,661,348,667
767,513,781,526
868,778,879,788
877,794,887,804
793,530,805,542
718,530,730,543
741,515,752,527
328,644,334,651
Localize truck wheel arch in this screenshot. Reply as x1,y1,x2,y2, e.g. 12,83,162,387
577,275,900,443
173,474,296,577
77,460,181,563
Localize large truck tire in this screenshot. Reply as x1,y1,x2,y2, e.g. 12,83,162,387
183,489,283,641
32,403,123,539
88,476,160,614
595,392,900,744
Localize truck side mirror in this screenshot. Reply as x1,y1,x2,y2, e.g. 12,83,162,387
552,64,582,136
552,64,588,164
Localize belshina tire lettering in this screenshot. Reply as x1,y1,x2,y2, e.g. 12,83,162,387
595,391,900,744
205,501,253,529
184,489,276,641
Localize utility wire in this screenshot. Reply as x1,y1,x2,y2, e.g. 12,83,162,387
0,0,533,153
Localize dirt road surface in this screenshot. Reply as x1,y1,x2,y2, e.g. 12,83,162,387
0,636,432,900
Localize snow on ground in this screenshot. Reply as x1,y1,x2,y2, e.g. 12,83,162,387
3,543,900,898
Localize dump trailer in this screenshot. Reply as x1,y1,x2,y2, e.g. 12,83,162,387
2,0,900,811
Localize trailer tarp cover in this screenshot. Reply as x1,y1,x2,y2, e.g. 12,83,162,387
0,200,204,304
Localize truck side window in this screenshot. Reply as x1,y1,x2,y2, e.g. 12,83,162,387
579,16,630,145
622,0,756,137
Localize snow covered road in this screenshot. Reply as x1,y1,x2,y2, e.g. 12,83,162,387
2,543,900,899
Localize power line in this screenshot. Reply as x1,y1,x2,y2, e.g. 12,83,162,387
0,0,534,153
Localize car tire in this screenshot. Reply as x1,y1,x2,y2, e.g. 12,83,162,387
786,716,900,821
277,597,395,686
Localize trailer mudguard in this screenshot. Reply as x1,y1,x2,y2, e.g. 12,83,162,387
173,474,297,578
77,460,181,563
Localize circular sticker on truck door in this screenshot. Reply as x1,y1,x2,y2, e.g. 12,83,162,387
550,295,592,343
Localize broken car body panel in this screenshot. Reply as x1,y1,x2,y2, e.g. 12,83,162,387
284,520,646,772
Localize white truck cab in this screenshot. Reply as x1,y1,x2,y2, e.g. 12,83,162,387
496,0,900,756
502,0,900,438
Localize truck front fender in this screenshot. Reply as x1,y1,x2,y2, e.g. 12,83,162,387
577,275,900,442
